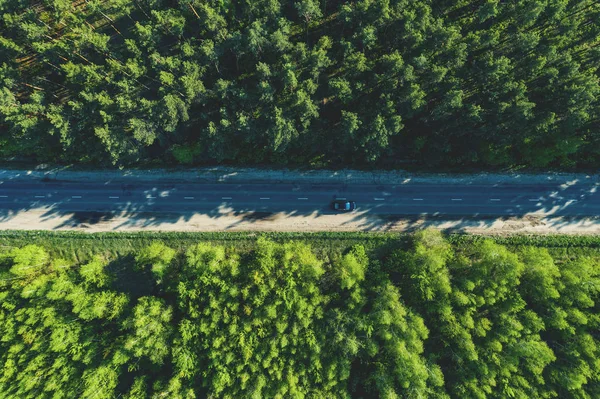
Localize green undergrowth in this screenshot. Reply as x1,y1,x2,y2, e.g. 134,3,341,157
448,234,600,260
2,230,600,263
0,231,406,263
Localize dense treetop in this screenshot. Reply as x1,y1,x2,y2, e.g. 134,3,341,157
1,231,599,398
0,0,599,168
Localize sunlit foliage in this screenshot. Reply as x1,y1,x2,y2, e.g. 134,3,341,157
0,233,599,397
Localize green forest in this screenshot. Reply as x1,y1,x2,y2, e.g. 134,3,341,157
0,0,599,168
1,230,599,398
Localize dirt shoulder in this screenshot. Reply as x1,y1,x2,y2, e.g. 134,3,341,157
0,209,597,235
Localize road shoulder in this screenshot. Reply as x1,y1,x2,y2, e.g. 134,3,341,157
1,167,597,186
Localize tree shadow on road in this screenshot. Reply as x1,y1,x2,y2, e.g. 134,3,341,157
0,179,599,233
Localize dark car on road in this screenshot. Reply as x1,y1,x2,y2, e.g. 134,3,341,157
332,200,356,211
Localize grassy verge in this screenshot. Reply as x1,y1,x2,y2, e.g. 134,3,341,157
447,233,600,260
2,230,600,263
0,230,409,261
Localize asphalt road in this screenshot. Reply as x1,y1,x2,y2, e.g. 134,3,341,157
0,180,598,218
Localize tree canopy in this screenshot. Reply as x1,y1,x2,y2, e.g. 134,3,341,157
1,232,599,398
1,0,599,168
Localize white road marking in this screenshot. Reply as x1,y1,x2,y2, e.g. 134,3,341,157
184,197,194,200
298,197,308,200
337,197,346,200
72,195,82,199
0,195,7,198
529,199,540,202
451,198,462,201
490,199,501,201
260,197,270,200
374,198,385,201
109,196,119,199
147,196,157,199
35,195,45,198
413,198,423,201
221,197,232,200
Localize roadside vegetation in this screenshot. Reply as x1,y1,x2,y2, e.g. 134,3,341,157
1,1,599,169
1,230,599,398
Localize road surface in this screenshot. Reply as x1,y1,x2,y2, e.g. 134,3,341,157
0,180,598,233
0,180,598,216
